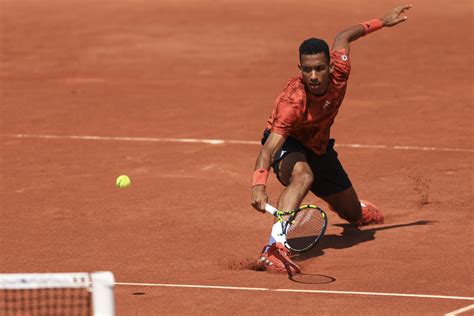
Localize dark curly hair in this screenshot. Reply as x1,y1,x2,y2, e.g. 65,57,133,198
299,38,330,64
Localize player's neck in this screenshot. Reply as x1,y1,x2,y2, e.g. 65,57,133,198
305,86,328,98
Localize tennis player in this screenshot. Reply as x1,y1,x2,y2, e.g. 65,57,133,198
251,4,412,274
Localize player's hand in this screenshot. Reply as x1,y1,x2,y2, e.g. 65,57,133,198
381,4,412,27
251,185,268,213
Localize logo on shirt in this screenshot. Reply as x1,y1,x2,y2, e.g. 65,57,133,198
341,55,348,61
280,150,287,157
323,100,331,108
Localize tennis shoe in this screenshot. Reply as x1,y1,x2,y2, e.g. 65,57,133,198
358,200,384,226
257,243,301,274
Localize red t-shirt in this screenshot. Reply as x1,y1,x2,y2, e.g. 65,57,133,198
267,49,351,155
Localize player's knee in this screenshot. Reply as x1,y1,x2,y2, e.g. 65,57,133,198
291,171,314,190
331,201,361,223
345,202,362,223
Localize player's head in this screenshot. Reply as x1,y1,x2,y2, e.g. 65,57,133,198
298,38,331,96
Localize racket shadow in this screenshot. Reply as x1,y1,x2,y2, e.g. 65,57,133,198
294,220,435,262
288,273,336,284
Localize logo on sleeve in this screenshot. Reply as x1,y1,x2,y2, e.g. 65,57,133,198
323,100,331,108
341,55,348,61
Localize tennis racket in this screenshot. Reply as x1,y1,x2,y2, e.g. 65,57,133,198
265,203,328,253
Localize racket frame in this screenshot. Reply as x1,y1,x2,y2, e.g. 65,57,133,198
265,203,328,252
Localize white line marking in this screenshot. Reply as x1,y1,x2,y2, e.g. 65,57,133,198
117,282,268,291
8,134,474,153
335,143,474,153
115,282,474,301
445,304,474,316
10,134,233,145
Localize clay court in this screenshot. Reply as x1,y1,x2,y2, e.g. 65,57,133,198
1,0,473,314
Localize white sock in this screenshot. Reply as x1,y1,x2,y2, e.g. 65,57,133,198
265,221,287,249
267,234,276,247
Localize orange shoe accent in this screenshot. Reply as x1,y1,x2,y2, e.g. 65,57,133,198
359,200,384,225
257,243,301,274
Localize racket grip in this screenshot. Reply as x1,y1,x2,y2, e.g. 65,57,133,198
264,203,278,215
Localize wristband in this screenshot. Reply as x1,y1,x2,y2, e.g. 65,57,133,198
360,19,384,35
252,168,269,187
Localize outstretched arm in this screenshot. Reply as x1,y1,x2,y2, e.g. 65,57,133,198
251,132,286,212
333,4,413,53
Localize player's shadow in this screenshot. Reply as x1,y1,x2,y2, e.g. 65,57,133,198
294,220,435,262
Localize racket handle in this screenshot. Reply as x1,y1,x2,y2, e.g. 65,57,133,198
264,203,278,215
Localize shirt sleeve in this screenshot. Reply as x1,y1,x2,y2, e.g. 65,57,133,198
269,78,305,137
330,49,351,85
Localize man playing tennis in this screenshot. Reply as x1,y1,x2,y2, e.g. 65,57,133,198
251,4,412,274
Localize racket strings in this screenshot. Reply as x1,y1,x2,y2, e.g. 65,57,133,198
285,209,325,251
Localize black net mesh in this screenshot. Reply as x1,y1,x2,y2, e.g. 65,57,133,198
0,287,92,316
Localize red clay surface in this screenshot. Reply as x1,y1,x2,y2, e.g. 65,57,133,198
1,0,473,315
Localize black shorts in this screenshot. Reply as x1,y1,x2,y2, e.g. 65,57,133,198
261,129,352,197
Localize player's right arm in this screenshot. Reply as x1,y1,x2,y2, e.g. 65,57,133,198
252,76,304,212
251,132,286,212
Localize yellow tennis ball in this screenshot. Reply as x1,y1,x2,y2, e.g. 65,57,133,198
116,175,131,188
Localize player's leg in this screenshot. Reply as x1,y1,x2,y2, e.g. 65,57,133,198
308,139,383,225
320,186,362,223
258,135,310,274
276,152,313,211
259,152,310,274
321,189,384,225
260,130,314,210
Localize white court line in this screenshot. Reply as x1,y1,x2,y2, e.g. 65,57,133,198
115,282,474,301
445,304,474,316
8,134,474,153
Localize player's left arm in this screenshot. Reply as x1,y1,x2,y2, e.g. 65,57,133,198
332,4,413,54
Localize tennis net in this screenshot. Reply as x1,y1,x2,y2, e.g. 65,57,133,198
0,271,115,316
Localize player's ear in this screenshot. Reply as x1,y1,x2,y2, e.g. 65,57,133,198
298,63,302,72
329,63,334,74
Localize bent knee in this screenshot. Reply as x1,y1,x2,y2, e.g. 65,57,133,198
342,204,362,223
330,201,362,223
290,170,314,189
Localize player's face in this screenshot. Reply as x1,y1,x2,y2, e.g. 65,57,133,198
299,53,331,96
